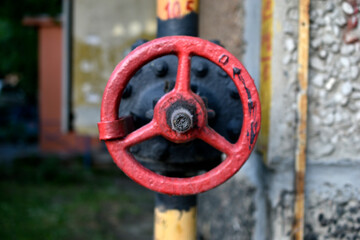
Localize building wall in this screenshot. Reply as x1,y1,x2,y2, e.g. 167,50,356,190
305,0,360,239
199,0,244,59
72,0,156,135
197,1,265,239
308,0,360,163
38,24,95,154
198,0,360,239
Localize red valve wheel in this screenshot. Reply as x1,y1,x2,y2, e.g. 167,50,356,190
98,36,261,195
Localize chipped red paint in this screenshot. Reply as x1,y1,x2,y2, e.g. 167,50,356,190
98,36,261,195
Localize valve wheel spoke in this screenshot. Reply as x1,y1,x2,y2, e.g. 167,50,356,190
99,36,261,195
197,126,234,156
174,52,191,92
121,121,160,149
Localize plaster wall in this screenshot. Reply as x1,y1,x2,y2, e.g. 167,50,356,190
199,0,360,239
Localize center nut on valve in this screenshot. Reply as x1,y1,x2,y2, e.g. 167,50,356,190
166,101,197,134
98,36,261,195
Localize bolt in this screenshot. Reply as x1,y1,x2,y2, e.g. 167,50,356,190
200,96,209,108
207,109,216,119
190,84,198,93
130,145,140,154
150,140,169,160
210,39,223,47
192,61,208,77
153,98,160,108
131,39,148,50
151,60,168,77
164,81,175,93
170,108,193,133
227,119,241,142
122,85,132,99
230,89,239,99
227,84,240,99
145,109,154,120
217,68,228,77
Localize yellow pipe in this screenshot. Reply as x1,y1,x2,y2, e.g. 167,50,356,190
154,1,199,239
258,0,274,163
154,206,197,240
157,0,199,21
154,194,197,240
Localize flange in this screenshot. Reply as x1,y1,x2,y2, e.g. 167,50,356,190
98,36,261,195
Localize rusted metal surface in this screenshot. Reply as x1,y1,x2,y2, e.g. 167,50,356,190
258,0,274,162
293,0,310,239
98,36,261,195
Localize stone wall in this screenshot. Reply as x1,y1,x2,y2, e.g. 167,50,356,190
199,0,360,239
198,171,257,240
197,1,264,240
305,0,360,239
198,0,266,240
308,0,360,162
305,164,360,239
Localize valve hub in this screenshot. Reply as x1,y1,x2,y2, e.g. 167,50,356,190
171,108,193,133
97,36,261,195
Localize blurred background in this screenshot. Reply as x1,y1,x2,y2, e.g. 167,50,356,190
0,1,156,239
1,0,360,239
0,0,247,238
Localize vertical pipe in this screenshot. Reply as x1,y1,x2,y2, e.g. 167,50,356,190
293,0,310,239
156,0,199,37
258,0,274,163
154,194,197,240
154,1,199,239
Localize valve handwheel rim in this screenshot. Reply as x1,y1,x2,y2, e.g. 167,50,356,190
98,36,261,195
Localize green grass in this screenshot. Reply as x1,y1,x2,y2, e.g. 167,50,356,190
0,156,154,240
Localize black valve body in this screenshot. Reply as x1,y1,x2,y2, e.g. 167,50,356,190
118,41,243,176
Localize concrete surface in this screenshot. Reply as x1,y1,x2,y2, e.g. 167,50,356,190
200,0,360,239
